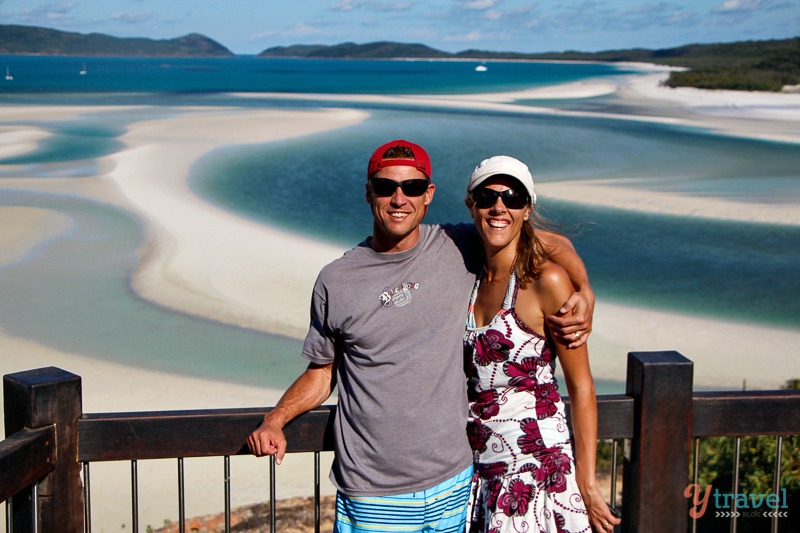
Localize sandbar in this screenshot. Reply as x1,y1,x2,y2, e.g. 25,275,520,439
1,68,799,531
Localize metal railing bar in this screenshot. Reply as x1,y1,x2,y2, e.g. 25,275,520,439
314,451,321,533
5,500,10,533
610,440,618,509
731,437,741,533
224,455,231,533
83,462,92,533
131,459,139,533
771,435,783,533
691,437,700,533
33,484,38,533
269,455,276,533
177,458,185,533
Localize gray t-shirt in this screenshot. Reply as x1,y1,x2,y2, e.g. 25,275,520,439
302,223,482,496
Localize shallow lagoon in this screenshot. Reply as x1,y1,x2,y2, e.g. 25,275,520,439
1,58,798,394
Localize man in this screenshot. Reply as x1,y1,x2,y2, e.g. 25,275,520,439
247,140,593,532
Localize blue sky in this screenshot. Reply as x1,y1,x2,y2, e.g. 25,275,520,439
1,0,797,55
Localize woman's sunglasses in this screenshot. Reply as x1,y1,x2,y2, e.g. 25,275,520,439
369,177,430,197
470,188,530,210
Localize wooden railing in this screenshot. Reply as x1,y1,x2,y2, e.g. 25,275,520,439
3,351,800,533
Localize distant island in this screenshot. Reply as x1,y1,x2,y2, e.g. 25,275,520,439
259,38,800,92
0,24,233,57
1,23,796,91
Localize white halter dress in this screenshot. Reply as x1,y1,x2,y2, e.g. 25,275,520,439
464,272,590,533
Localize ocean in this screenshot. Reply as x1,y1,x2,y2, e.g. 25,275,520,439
1,56,798,394
0,55,637,96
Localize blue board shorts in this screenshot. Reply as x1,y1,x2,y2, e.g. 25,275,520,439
334,465,473,532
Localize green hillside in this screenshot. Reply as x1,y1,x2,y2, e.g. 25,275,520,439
259,41,450,59
2,22,796,91
488,38,800,92
260,37,800,92
0,24,233,57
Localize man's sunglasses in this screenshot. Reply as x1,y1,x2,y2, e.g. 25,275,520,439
470,188,530,210
369,177,430,197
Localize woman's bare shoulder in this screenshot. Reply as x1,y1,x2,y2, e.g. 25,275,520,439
532,260,573,312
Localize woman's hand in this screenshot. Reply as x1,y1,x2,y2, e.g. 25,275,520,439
582,485,622,532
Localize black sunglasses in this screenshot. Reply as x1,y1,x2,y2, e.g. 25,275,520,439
369,177,431,197
470,188,530,210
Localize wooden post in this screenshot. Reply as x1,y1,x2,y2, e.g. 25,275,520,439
4,367,84,533
622,351,693,533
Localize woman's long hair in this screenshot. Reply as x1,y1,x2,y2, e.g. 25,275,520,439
514,211,550,289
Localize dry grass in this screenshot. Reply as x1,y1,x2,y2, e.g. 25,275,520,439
153,495,336,533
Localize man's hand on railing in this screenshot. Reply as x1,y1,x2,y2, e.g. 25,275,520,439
247,417,288,465
245,362,335,466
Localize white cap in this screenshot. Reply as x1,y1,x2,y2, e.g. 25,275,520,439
467,155,536,204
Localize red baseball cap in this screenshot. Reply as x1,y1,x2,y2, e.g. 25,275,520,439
367,139,431,180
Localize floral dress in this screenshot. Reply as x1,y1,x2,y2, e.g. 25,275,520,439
464,272,590,533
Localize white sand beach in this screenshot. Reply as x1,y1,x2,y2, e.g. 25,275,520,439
2,69,799,531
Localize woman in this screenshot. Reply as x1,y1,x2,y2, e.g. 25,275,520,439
463,155,620,533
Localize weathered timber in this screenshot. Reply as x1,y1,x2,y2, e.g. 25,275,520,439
0,425,56,502
622,351,693,533
78,405,336,462
4,367,84,533
692,390,800,436
565,394,635,439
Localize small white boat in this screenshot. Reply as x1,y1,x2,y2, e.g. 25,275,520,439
474,64,488,72
5,67,12,81
79,62,87,75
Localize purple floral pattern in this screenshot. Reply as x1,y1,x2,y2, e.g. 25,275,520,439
504,357,540,391
465,272,590,533
474,329,513,366
468,419,493,454
497,479,534,517
471,389,501,420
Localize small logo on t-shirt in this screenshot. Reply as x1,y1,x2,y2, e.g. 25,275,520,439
379,282,420,309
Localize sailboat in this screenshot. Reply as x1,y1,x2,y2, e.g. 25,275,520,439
79,62,87,75
5,67,12,81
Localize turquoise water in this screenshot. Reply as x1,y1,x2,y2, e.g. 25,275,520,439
0,191,308,389
1,56,798,393
0,55,635,95
192,109,800,327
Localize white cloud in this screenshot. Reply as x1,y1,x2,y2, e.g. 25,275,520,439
109,11,153,24
24,2,76,15
330,0,413,12
713,0,765,12
460,0,497,9
367,1,413,11
249,23,322,41
15,2,77,24
662,11,698,25
629,2,671,15
444,30,484,42
330,0,358,11
289,22,322,37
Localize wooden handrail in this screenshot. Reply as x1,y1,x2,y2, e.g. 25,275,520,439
0,425,56,502
692,390,800,436
77,405,336,462
75,396,637,463
4,357,800,533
